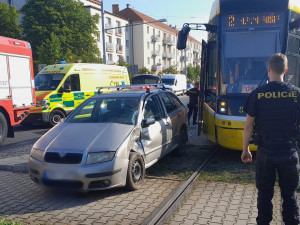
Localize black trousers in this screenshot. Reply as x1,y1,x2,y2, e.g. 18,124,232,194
256,148,300,225
188,104,197,124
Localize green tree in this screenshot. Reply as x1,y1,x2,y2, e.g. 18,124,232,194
0,3,22,39
140,66,151,74
118,56,129,68
21,0,100,64
187,64,196,81
163,65,178,74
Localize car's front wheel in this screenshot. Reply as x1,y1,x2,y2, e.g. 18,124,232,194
125,152,145,191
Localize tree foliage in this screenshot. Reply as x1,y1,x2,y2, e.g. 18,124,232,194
0,3,22,39
21,0,100,64
163,65,178,74
118,56,129,68
187,64,201,82
140,66,151,74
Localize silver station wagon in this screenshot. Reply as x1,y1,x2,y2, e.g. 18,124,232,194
28,86,188,191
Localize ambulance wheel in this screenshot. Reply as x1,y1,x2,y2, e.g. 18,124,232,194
0,112,8,146
125,152,145,191
49,110,65,127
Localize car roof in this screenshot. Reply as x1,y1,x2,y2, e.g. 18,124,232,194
90,88,171,99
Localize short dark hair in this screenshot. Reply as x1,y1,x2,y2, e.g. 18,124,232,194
268,53,288,75
194,82,199,87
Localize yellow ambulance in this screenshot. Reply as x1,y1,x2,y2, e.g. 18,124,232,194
23,63,130,126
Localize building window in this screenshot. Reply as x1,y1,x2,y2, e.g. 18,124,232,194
147,26,149,34
126,40,129,48
106,17,111,25
108,53,113,62
126,25,129,32
108,36,112,43
148,57,150,64
158,31,160,36
117,38,121,45
126,56,129,63
116,21,121,27
147,42,150,49
153,28,155,35
97,33,100,42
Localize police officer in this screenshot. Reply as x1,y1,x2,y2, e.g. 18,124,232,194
186,82,200,125
242,53,300,225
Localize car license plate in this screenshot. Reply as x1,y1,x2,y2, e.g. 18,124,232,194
43,170,76,180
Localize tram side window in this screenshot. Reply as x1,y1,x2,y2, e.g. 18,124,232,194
205,40,217,110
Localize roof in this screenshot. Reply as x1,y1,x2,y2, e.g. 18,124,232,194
87,0,101,6
116,7,201,44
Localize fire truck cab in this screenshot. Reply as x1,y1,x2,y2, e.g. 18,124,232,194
0,36,35,145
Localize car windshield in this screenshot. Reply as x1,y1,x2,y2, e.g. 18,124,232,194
161,78,175,85
34,73,65,91
66,97,140,125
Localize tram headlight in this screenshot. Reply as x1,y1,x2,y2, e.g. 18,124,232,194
218,100,228,114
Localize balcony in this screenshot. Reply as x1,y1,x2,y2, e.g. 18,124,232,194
151,35,161,42
193,48,201,53
116,44,123,54
162,38,174,46
193,58,201,64
106,42,114,52
152,65,159,71
180,56,190,61
115,28,122,36
107,60,115,65
167,53,174,59
162,65,169,70
105,24,113,34
152,50,160,57
162,52,168,58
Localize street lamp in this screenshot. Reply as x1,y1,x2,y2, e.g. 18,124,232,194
100,5,167,65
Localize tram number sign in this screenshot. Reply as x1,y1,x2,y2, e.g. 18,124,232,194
241,84,258,93
225,12,282,28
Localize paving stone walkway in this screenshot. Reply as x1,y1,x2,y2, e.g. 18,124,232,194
168,181,284,225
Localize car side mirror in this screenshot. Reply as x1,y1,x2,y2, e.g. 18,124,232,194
142,118,155,128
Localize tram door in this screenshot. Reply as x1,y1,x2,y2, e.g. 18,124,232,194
198,40,217,143
198,40,208,135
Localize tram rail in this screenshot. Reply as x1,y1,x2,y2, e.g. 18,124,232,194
142,147,220,225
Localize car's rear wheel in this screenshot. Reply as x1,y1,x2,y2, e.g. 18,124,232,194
175,127,188,156
125,152,145,191
49,110,65,127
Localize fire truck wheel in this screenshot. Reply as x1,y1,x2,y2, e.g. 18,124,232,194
49,110,65,127
0,112,8,146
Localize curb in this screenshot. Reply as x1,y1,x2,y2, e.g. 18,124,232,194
0,163,28,173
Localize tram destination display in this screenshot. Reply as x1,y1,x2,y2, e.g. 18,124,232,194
224,12,283,28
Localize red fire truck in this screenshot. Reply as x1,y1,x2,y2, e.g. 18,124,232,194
0,36,35,145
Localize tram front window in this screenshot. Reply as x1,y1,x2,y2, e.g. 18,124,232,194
221,30,282,94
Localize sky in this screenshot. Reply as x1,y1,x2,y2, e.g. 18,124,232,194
104,0,216,42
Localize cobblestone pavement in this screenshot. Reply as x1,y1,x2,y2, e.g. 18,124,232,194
0,171,180,225
168,181,285,225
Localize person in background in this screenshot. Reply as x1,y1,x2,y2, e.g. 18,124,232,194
241,53,300,225
186,81,200,125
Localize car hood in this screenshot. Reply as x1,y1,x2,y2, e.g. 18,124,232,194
35,122,135,153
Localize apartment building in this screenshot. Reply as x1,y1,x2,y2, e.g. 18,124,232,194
1,0,129,65
113,4,201,73
70,0,130,65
